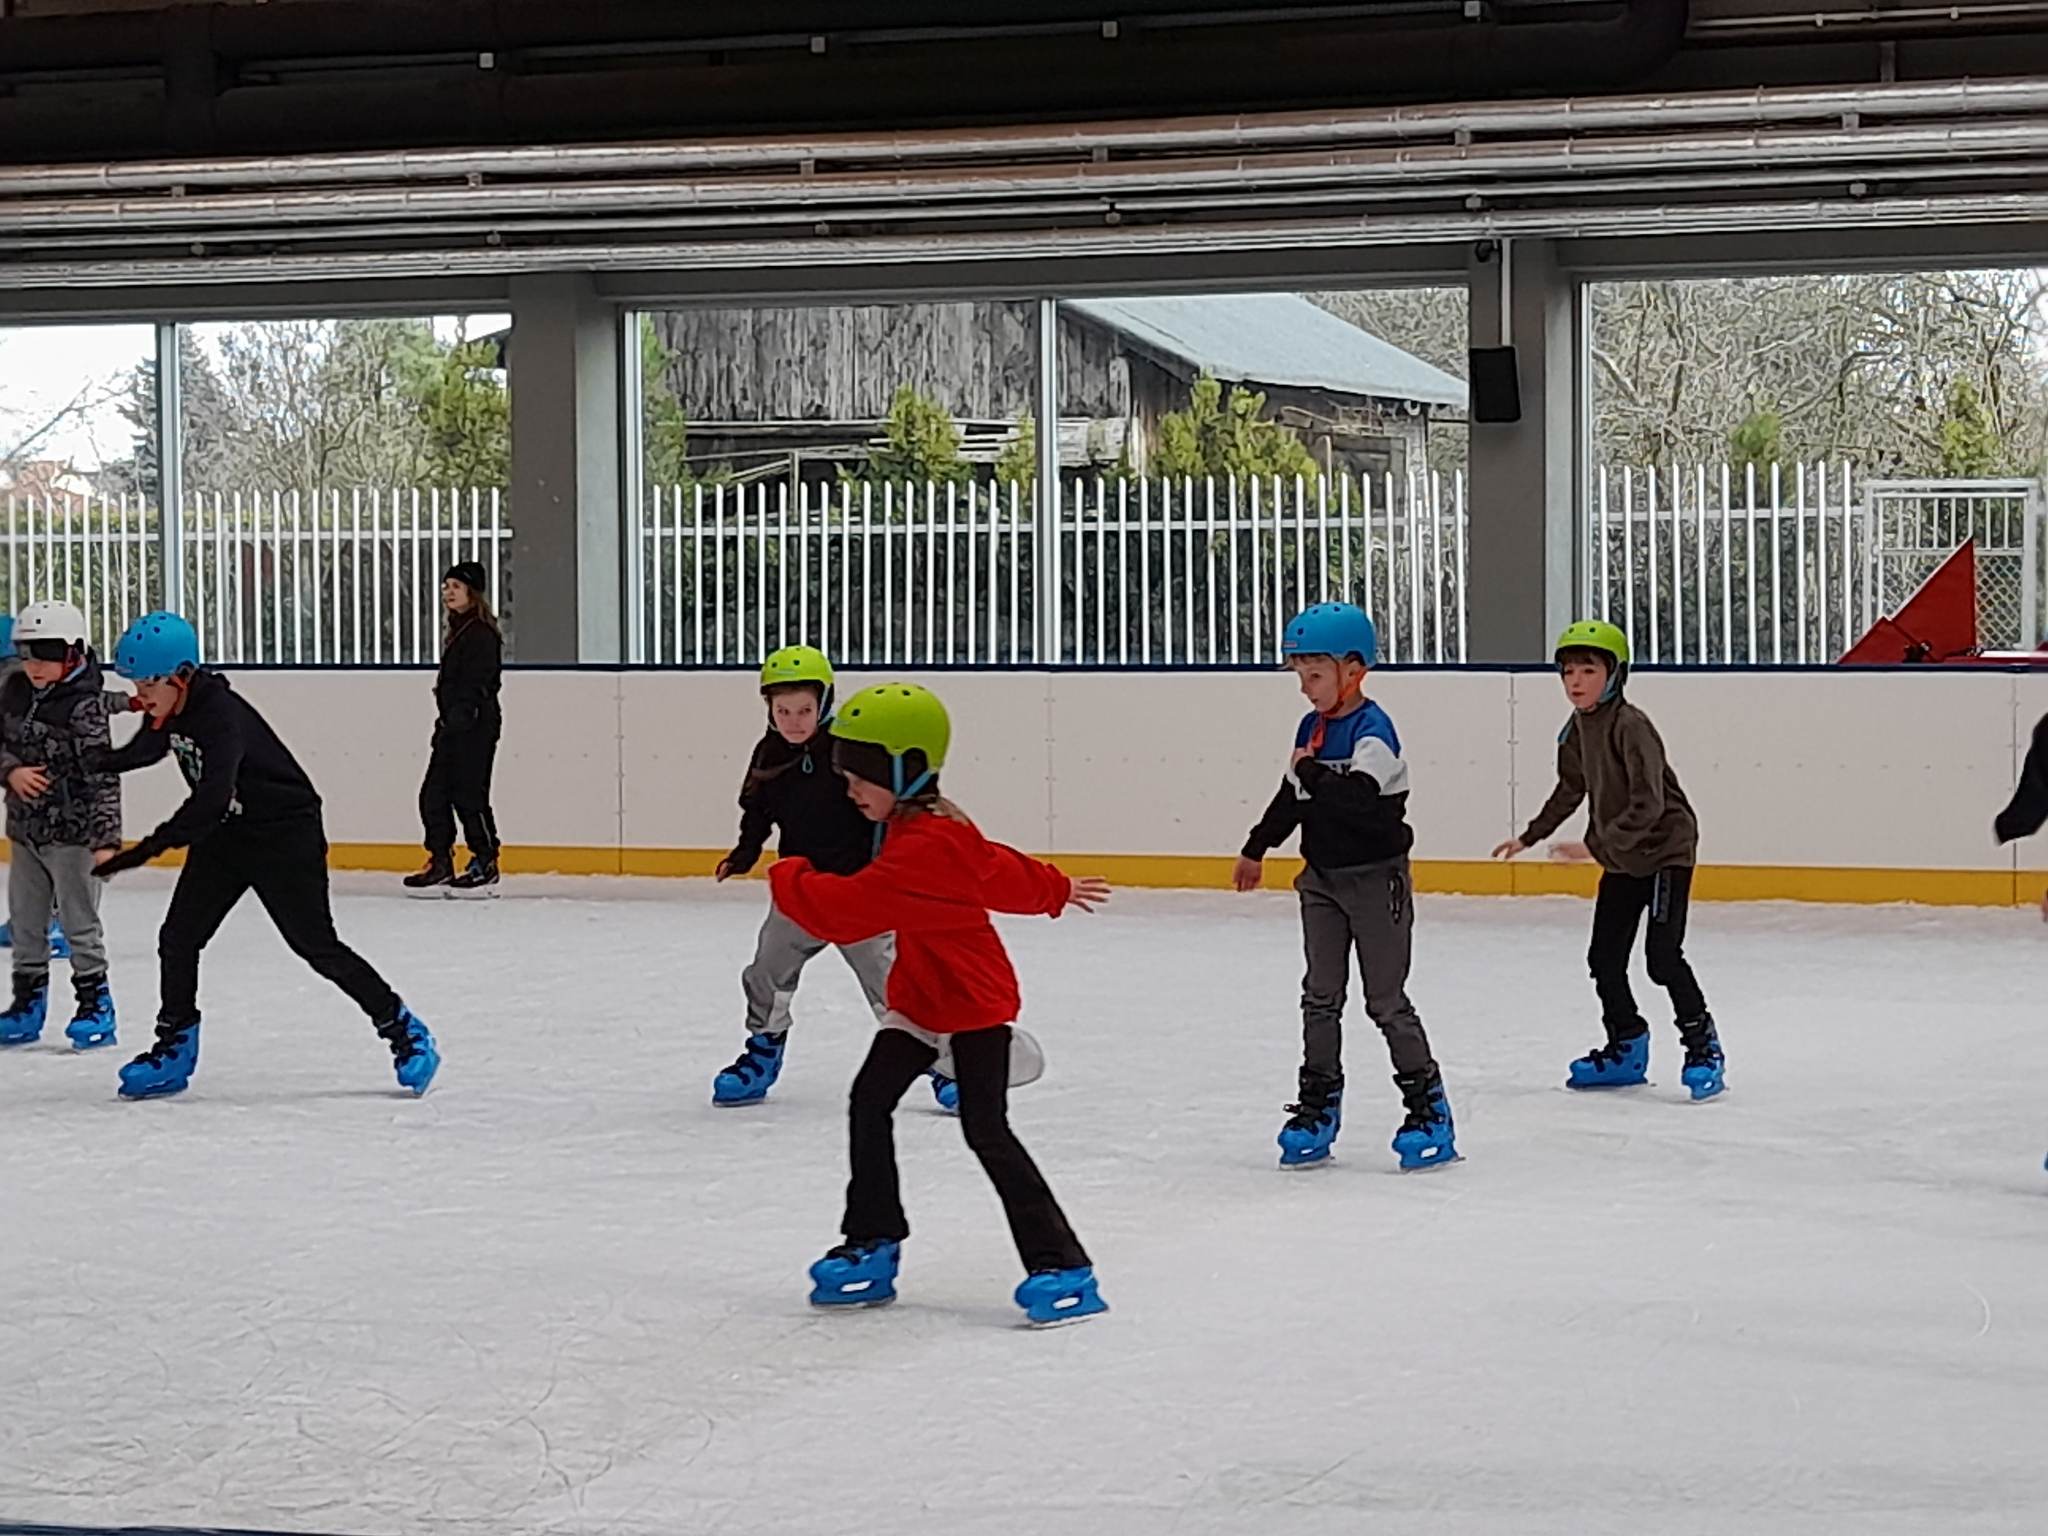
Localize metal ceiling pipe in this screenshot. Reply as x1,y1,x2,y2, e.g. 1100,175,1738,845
6,188,2047,289
7,72,2047,199
8,117,2048,233
17,153,2048,258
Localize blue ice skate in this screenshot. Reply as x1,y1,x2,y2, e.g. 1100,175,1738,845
809,1239,901,1308
1015,1265,1108,1327
0,979,48,1046
378,1006,440,1096
1678,1016,1726,1102
65,977,117,1050
1567,1032,1650,1089
119,1017,200,1099
929,1069,959,1114
1392,1069,1459,1170
1278,1088,1342,1168
712,1031,786,1105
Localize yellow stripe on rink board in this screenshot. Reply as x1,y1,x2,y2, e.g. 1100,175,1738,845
281,844,2033,908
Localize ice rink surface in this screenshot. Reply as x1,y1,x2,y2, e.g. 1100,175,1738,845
2,874,2045,1536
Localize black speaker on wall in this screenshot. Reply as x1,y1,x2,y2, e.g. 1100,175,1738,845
1468,346,1522,423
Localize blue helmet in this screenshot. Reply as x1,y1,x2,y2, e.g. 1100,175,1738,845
1281,602,1377,666
114,611,200,681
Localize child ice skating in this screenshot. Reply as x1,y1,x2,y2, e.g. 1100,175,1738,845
91,612,440,1100
0,601,124,1050
768,682,1109,1326
1234,602,1457,1171
0,612,72,960
709,646,897,1107
1493,621,1725,1101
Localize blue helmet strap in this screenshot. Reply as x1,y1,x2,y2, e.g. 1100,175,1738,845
891,755,933,802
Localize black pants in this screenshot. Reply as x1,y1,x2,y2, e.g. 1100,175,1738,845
1588,867,1708,1038
420,724,499,859
159,817,400,1027
843,1025,1089,1273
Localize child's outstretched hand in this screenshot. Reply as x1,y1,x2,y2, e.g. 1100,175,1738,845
1491,838,1526,861
714,858,734,882
1066,876,1111,913
1231,855,1263,891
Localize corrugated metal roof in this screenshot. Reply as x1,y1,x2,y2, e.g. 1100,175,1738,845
1066,293,1467,412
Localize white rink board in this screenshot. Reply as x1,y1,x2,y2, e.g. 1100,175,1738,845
98,666,2046,877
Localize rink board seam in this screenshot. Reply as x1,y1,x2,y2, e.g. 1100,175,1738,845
2,841,2025,905
131,842,2024,906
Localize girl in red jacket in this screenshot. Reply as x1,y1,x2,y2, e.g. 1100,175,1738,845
769,682,1111,1326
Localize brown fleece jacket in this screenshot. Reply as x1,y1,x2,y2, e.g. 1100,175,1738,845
1519,696,1698,876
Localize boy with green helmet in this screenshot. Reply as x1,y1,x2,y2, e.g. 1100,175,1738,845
709,645,894,1107
770,681,1113,1326
1493,621,1725,1101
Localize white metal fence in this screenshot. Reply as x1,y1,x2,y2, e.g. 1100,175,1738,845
7,471,2034,669
1,488,508,664
631,474,1466,667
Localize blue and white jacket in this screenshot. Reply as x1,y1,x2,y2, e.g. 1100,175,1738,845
1241,700,1414,871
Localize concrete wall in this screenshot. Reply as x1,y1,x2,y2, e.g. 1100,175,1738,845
111,667,2048,905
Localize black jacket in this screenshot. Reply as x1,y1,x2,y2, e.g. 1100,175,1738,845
726,725,876,878
434,615,503,735
101,670,322,853
1996,711,2048,844
0,652,124,850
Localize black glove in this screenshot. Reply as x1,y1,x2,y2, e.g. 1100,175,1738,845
1293,757,1332,791
92,839,159,880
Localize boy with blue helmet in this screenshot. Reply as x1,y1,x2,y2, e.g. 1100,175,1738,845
89,612,440,1101
1234,602,1457,1171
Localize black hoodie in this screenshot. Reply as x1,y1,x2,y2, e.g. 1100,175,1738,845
726,724,875,878
100,669,322,852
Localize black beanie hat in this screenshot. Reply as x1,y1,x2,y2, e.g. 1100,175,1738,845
444,561,488,594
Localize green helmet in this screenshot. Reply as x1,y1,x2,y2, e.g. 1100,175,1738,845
1554,619,1630,667
832,682,950,798
760,645,834,693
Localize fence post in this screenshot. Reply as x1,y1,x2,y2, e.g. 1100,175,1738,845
1035,296,1062,664
2025,486,2042,651
155,321,186,617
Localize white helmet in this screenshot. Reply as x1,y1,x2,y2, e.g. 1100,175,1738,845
14,600,89,648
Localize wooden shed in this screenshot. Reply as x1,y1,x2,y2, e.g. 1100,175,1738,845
645,293,1466,485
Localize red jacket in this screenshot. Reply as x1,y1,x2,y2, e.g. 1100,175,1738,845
768,810,1072,1034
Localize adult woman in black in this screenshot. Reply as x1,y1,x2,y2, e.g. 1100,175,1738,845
404,561,503,896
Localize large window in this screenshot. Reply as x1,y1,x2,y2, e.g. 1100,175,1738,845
176,314,511,663
1585,270,2048,662
0,323,157,656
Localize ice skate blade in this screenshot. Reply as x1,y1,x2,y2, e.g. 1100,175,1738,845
810,1292,896,1310
1397,1151,1463,1173
447,887,500,901
403,887,453,900
68,1034,117,1051
1020,1307,1106,1330
1278,1152,1334,1170
1563,1079,1652,1092
0,1035,43,1048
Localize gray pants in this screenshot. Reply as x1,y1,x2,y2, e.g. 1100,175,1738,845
10,840,107,979
742,901,892,1036
1296,856,1433,1085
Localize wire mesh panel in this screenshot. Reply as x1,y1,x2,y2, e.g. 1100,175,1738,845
1866,480,2042,650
